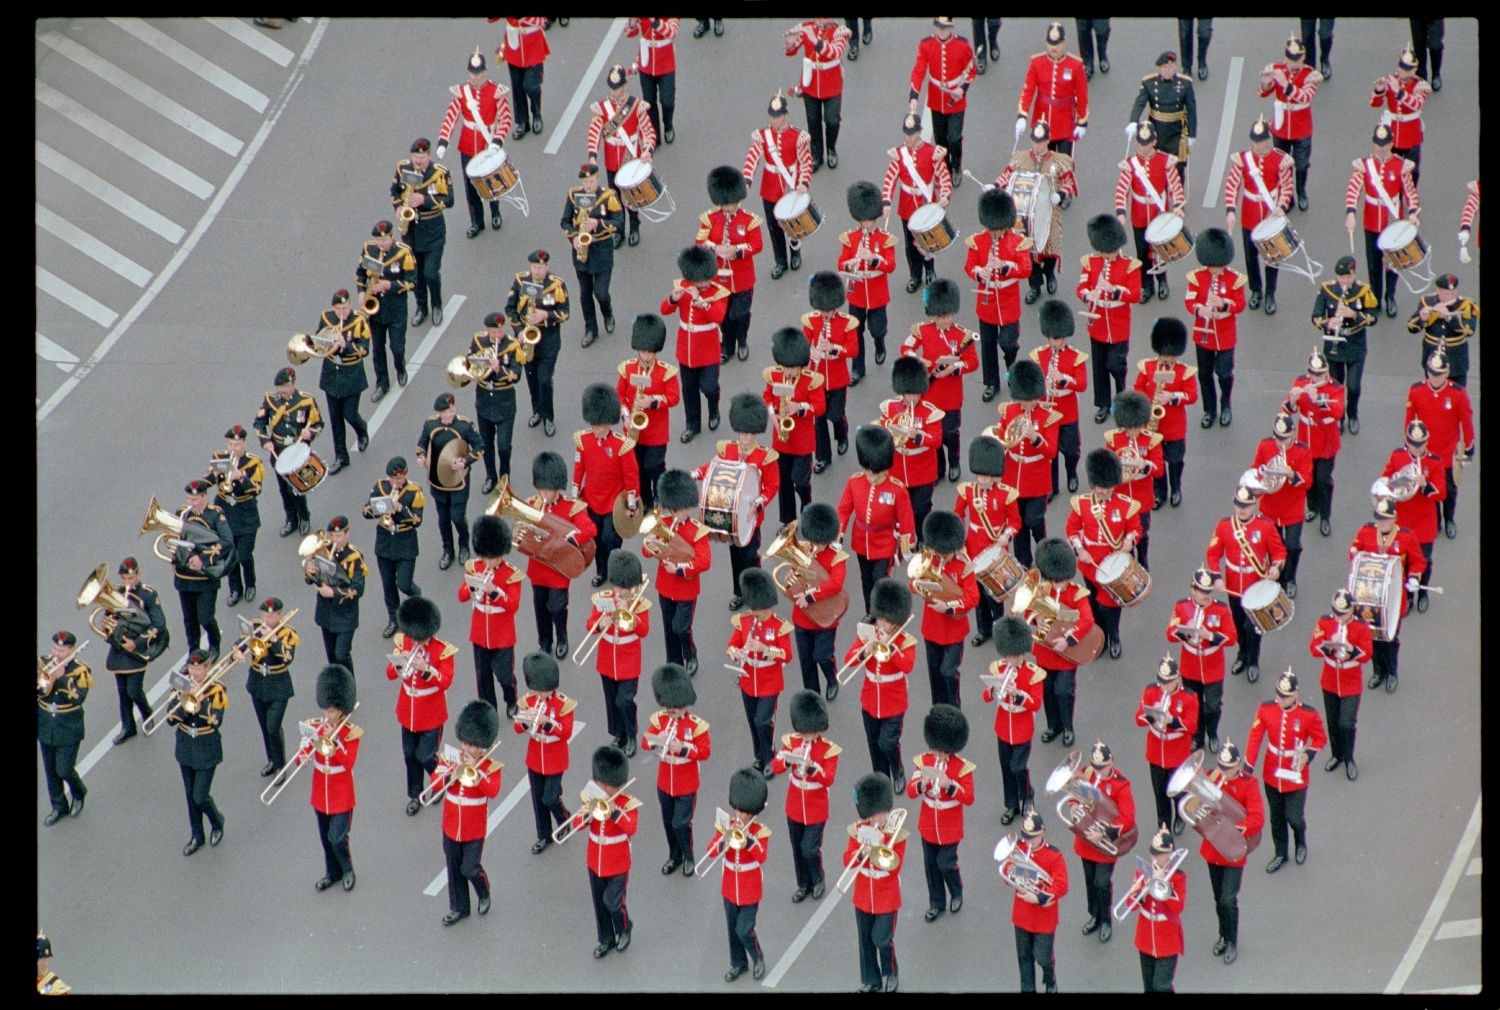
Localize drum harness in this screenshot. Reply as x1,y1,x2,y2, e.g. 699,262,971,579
1229,517,1269,581
1363,157,1405,225
898,145,935,205
461,83,501,145
1130,155,1167,215
762,128,798,194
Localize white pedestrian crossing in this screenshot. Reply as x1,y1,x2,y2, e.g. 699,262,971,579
37,141,186,243
35,333,80,372
204,16,294,66
36,268,119,328
35,205,153,286
107,17,270,113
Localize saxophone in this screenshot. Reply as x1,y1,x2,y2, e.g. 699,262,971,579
1147,359,1173,431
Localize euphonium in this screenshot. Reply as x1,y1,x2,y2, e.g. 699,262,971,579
764,521,818,593
77,565,149,642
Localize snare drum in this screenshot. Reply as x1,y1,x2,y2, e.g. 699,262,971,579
274,442,327,495
1378,220,1428,272
972,544,1026,602
1096,550,1152,608
1005,171,1054,254
774,192,823,240
1145,213,1193,266
465,146,519,201
1348,551,1403,642
616,158,665,210
1241,579,1294,634
909,204,958,255
698,459,761,548
1250,215,1301,265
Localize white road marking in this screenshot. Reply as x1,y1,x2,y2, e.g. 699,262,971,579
107,17,270,113
1385,794,1482,993
543,18,627,156
1466,857,1481,875
75,653,187,778
1201,56,1245,210
762,887,844,987
36,267,119,327
204,16,294,66
1433,918,1481,941
35,333,79,371
423,719,586,896
36,32,244,156
35,81,215,199
1410,985,1482,995
36,141,186,244
365,294,466,437
37,19,329,425
36,205,154,287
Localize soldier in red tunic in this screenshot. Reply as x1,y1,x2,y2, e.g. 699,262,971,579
310,664,360,892
1136,318,1197,511
435,48,512,238
1078,215,1142,422
578,745,640,958
907,704,975,922
526,451,598,661
1370,48,1431,185
989,360,1061,567
844,774,908,992
1103,392,1163,567
496,17,548,139
1350,499,1426,693
1185,228,1248,428
642,663,710,877
1259,37,1321,212
1135,657,1199,834
743,93,814,279
663,245,730,442
727,568,793,775
617,314,680,513
772,690,840,902
699,166,765,364
691,394,779,606
785,18,849,170
1308,590,1373,781
586,551,650,756
387,597,456,817
714,768,772,982
1247,412,1314,598
806,271,859,473
1070,741,1136,945
908,18,975,181
880,358,943,539
1032,301,1088,499
1381,420,1446,612
1027,539,1095,747
1196,742,1265,965
1167,568,1237,753
847,579,917,791
585,65,656,247
1288,350,1345,539
459,516,523,719
1204,485,1286,682
1343,123,1419,317
911,511,978,709
1245,670,1327,872
966,188,1032,398
982,616,1047,823
1404,351,1475,539
573,383,641,589
1016,21,1090,158
1130,825,1188,992
955,434,1020,647
839,181,898,379
1223,117,1295,314
434,700,502,925
1113,122,1184,303
788,503,848,701
837,427,915,617
1066,448,1141,660
646,470,712,674
515,652,576,853
763,327,826,524
1003,807,1070,992
901,279,978,483
880,113,953,293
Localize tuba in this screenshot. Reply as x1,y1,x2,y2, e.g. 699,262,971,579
1166,750,1259,862
1045,751,1139,857
486,476,596,580
993,832,1056,898
905,549,965,605
639,510,698,566
1009,569,1104,665
140,496,232,579
77,565,162,658
764,522,850,628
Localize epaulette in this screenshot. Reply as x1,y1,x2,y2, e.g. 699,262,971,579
619,794,644,814
1125,258,1143,274
1079,254,1094,270
345,724,365,742
1028,663,1048,685
830,546,850,564
393,631,408,650
762,366,777,382
1299,702,1317,713
1180,365,1198,380
661,363,680,379
507,567,525,584
1141,72,1156,83
716,439,733,456
799,311,816,328
753,822,773,841
881,231,897,248
1017,235,1035,252
1124,499,1143,520
438,640,460,661
620,435,637,453
896,630,918,650
567,500,588,516
955,480,974,500
1028,347,1043,364
1230,272,1248,290
747,212,765,229
1069,494,1085,514
773,615,795,634
957,757,977,778
808,372,826,390
964,233,982,251
688,713,710,733
514,270,530,284
761,448,780,464
731,613,752,632
558,694,578,716
823,740,843,758
616,360,632,377
692,524,710,542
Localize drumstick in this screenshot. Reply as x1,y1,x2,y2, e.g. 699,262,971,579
962,169,995,193
1348,228,1355,256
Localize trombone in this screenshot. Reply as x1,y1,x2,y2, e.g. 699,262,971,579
143,647,247,736
552,777,637,844
260,703,360,805
836,807,907,893
572,575,651,666
237,607,299,667
694,809,762,877
419,740,505,806
1113,848,1188,921
835,616,914,686
38,641,88,695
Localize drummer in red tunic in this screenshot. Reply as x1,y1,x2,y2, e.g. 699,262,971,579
691,394,779,608
1112,122,1185,304
1204,486,1285,683
880,113,953,293
1065,449,1142,662
435,48,513,238
742,92,814,280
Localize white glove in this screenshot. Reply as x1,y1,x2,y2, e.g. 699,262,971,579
434,143,447,160
1073,126,1086,141
1459,230,1471,247
1050,192,1061,205
1188,137,1196,150
1460,246,1473,264
856,825,883,845
1015,117,1028,138
1125,123,1138,139
1406,576,1420,593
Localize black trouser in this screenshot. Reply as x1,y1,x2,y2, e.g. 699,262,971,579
252,695,288,768
1089,596,1121,648
789,818,826,891
1014,495,1047,568
636,443,667,513
659,596,697,667
377,556,420,621
603,164,640,237
1153,439,1186,508
1241,226,1280,298
1149,763,1174,830
39,740,84,813
1299,18,1335,66
226,528,257,597
680,363,720,432
1308,458,1335,522
1322,689,1359,762
529,768,568,841
273,469,311,526
741,692,777,767
729,527,762,597
862,709,903,780
1027,255,1059,296
1362,229,1398,309
856,554,892,615
523,330,561,421
1048,140,1075,159
722,289,754,358
979,320,1020,391
588,870,630,945
1328,357,1365,420
814,386,849,465
317,809,353,880
1271,135,1312,203
179,764,222,842
1372,638,1399,684
1277,521,1304,586
1443,464,1461,525
324,393,368,463
1195,345,1234,418
1264,785,1307,859
658,789,696,864
855,909,898,988
1408,18,1445,80
900,219,932,284
1041,666,1076,735
587,507,619,582
369,315,407,391
922,838,962,908
724,898,763,970
1137,510,1152,569
844,18,872,39
1416,540,1435,601
474,644,517,712
458,151,502,228
1227,595,1261,668
1393,145,1423,190
1080,856,1115,925
975,584,1002,640
433,487,471,557
1207,862,1243,944
1177,18,1212,73
1051,422,1080,496
639,72,675,143
1140,952,1178,993
1130,225,1159,279
909,482,935,546
938,408,962,478
1184,678,1222,751
321,627,355,674
444,834,489,916
1015,926,1057,993
803,94,841,165
762,198,797,272
849,304,887,377
795,625,837,694
600,676,639,744
777,452,813,524
930,109,964,180
997,737,1032,812
413,245,443,313
507,63,543,127
573,265,614,337
401,725,442,800
1076,18,1111,72
1091,339,1128,410
925,640,962,708
972,17,1001,58
177,585,220,656
114,670,153,734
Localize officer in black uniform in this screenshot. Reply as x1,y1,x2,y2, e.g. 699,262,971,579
506,250,571,437
1130,52,1196,191
170,649,229,856
1407,274,1480,390
469,313,522,496
362,458,425,639
1075,18,1110,79
562,162,624,348
254,366,324,537
106,556,168,745
1311,256,1377,433
418,393,485,570
305,516,367,674
317,290,371,477
174,479,236,660
1177,18,1213,80
393,137,455,328
209,425,264,607
38,630,90,826
360,220,417,403
236,596,297,777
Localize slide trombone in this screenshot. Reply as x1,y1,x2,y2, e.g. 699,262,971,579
552,777,637,845
1113,848,1188,920
235,607,299,666
694,808,762,877
993,832,1056,899
572,576,651,666
260,703,361,805
38,640,88,695
143,647,247,736
837,807,907,894
419,740,505,806
835,615,914,686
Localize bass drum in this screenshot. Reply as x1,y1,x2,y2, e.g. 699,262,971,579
698,458,761,548
1347,551,1403,642
1005,171,1054,254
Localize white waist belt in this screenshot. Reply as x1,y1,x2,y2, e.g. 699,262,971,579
589,831,628,845
865,670,904,684
790,777,824,790
682,322,717,332
313,761,346,774
922,797,960,809
403,684,440,698
446,793,488,807
725,860,762,872
474,603,508,615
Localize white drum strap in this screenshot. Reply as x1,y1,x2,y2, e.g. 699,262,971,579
763,129,797,192
1245,152,1277,210
900,145,934,204
462,84,493,139
1132,157,1167,214
1365,158,1403,220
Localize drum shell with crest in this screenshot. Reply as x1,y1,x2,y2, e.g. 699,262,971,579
1251,216,1301,266
466,146,519,201
616,158,666,211
1096,551,1151,608
970,543,1025,603
1240,578,1294,634
908,204,958,256
1145,213,1193,266
273,442,327,495
774,192,822,241
697,459,761,548
1347,551,1403,642
1005,172,1054,254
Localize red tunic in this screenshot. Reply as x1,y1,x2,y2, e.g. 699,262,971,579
880,142,952,222
715,821,772,906
586,96,656,173
1073,768,1136,864
1223,148,1294,230
1185,268,1248,352
906,752,975,845
1308,615,1373,697
982,658,1046,744
1065,492,1142,608
647,516,712,601
804,310,860,392
1135,683,1200,770
514,691,576,775
913,554,978,646
584,792,640,877
773,733,840,824
838,226,897,310
964,229,1033,326
1289,376,1345,461
1114,152,1184,229
882,397,944,490
1404,380,1475,461
1010,840,1070,934
1348,523,1426,618
624,17,678,77
435,756,502,842
1132,868,1187,957
787,20,848,99
1372,75,1430,148
727,613,793,699
524,495,597,590
988,406,1061,500
458,558,523,650
696,209,764,294
572,430,640,516
386,635,457,733
910,32,976,113
1076,253,1142,345
1031,344,1088,426
763,366,827,457
901,322,979,413
743,126,813,204
842,825,907,914
1028,582,1096,671
1259,63,1319,141
692,441,779,536
1018,51,1090,139
661,281,730,370
1204,515,1286,598
1381,449,1446,543
642,710,710,797
791,545,848,632
1104,428,1165,511
616,358,682,450
1133,360,1198,443
1245,700,1328,794
498,17,549,67
1345,155,1419,234
310,722,361,815
837,472,915,560
437,80,512,157
849,630,917,720
586,597,650,683
1250,438,1314,526
1198,770,1265,868
953,480,1021,560
1166,598,1237,684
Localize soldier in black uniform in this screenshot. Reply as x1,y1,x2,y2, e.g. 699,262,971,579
255,366,324,536
1311,256,1378,433
209,425,264,607
418,393,485,570
38,630,90,825
1130,52,1197,191
360,220,417,402
304,516,367,674
469,313,522,496
1407,274,1480,390
362,458,426,639
317,290,371,476
394,137,455,328
174,479,236,660
562,162,624,348
1177,18,1213,81
106,556,168,745
234,596,297,777
170,649,229,856
971,18,1001,75
1074,18,1110,79
37,931,70,995
506,250,571,437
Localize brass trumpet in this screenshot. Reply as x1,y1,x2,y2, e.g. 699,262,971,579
552,777,636,845
260,703,360,805
837,807,907,894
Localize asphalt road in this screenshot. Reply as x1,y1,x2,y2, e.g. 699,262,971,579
36,17,1481,994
